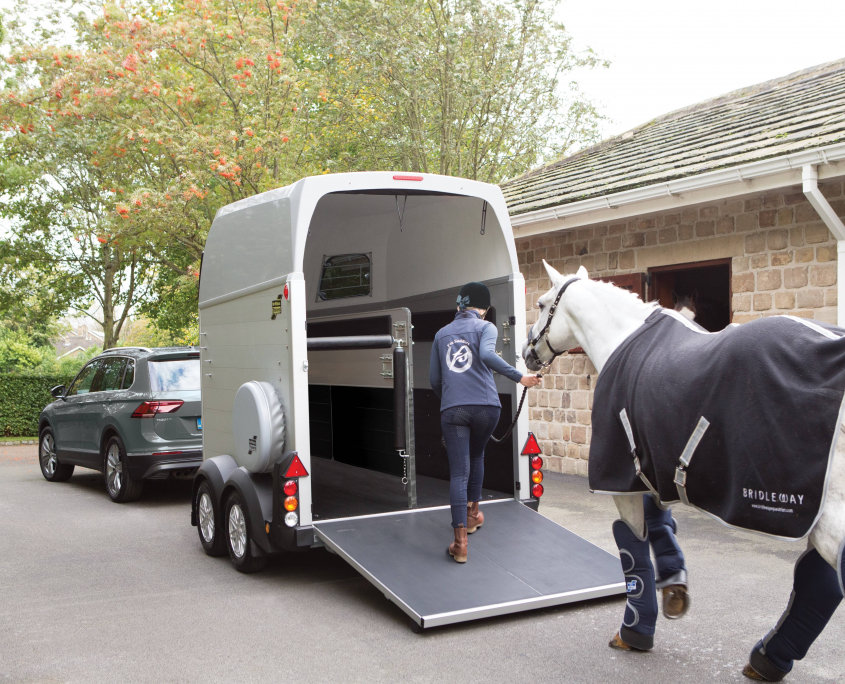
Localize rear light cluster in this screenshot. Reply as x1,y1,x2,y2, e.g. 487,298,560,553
283,479,299,527
131,400,184,418
531,455,544,498
280,453,308,528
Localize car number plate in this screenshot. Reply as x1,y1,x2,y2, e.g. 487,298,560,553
197,417,202,430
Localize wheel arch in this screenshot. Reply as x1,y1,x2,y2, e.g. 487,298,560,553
190,454,238,526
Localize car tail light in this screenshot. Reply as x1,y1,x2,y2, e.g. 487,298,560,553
131,400,184,418
532,483,544,498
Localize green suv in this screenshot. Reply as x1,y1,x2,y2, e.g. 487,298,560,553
38,347,202,502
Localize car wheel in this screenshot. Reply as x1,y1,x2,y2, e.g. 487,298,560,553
196,480,226,556
224,491,266,573
103,435,143,503
38,427,74,482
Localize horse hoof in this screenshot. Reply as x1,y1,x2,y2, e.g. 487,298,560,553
662,584,690,619
742,663,773,681
608,632,633,651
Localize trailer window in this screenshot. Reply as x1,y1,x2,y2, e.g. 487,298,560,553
318,253,371,300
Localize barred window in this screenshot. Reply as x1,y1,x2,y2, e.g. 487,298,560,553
318,253,371,300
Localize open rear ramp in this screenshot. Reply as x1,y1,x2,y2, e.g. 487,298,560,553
313,499,625,629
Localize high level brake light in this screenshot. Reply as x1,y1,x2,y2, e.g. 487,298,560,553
131,400,184,418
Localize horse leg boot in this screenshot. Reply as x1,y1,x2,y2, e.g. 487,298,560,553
743,548,843,681
467,502,484,534
609,519,658,651
448,525,468,563
644,496,690,619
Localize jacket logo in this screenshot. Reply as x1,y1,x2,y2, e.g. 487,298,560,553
446,340,472,373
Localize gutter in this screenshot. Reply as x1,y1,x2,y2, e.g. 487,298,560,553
509,141,845,230
803,164,845,326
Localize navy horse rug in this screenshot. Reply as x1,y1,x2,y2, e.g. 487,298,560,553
589,310,845,539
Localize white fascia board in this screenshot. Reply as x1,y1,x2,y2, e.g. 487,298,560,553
510,142,845,238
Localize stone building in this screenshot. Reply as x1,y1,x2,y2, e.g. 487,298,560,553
502,59,845,476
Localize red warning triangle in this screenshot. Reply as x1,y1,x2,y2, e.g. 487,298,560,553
521,432,542,455
284,453,309,478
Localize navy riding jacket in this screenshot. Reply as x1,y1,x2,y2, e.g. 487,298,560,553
429,310,523,411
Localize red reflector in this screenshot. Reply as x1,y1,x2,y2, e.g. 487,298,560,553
283,283,289,300
530,455,543,470
131,400,184,418
521,432,541,455
392,174,423,181
532,483,544,498
283,480,298,496
284,453,309,478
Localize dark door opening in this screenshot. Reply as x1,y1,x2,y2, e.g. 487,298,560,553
649,260,731,332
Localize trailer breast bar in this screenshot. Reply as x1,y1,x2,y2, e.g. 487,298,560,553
305,334,396,351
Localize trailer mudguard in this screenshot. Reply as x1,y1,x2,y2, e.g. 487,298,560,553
222,468,275,554
191,454,239,527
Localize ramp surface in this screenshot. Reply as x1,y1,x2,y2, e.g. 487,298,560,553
313,499,624,628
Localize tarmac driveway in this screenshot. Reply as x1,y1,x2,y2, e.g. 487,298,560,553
1,443,843,682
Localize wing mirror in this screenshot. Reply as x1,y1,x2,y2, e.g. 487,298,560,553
50,385,66,399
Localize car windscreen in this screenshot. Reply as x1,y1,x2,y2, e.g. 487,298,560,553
148,358,201,392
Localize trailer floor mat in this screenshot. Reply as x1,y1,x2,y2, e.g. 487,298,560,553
313,499,624,628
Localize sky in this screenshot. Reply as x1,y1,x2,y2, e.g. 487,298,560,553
560,0,845,139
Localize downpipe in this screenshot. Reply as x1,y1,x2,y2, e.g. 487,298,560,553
802,164,845,327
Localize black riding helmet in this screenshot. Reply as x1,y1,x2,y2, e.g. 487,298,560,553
457,282,491,310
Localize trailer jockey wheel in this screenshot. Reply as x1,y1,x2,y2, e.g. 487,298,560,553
195,480,226,557
224,491,267,573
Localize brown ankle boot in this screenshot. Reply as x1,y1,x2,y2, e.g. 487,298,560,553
448,525,468,563
467,502,484,534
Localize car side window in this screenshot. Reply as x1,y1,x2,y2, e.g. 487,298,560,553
121,359,135,389
101,358,128,392
66,360,101,396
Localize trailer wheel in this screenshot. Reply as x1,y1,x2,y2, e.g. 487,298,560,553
196,480,226,557
224,491,267,573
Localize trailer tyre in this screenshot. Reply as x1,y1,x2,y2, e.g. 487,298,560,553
196,480,226,557
224,491,267,573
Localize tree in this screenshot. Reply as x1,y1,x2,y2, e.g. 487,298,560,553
309,0,606,182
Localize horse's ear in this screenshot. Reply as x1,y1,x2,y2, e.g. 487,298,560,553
576,265,589,279
543,260,564,284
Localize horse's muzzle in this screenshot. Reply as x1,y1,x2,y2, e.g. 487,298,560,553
522,343,543,372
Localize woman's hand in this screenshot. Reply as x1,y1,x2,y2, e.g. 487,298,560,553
519,374,542,388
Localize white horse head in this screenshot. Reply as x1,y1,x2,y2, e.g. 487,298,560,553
523,261,654,373
523,262,587,371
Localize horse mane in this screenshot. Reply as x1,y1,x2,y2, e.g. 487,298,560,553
584,277,660,315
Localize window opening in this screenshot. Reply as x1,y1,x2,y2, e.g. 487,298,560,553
649,260,731,332
318,253,372,301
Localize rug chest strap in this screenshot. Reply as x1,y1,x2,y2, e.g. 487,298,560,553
618,408,661,499
673,416,710,505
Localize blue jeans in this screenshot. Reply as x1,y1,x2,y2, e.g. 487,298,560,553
441,405,500,528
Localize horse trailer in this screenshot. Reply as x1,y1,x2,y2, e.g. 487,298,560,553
190,171,623,628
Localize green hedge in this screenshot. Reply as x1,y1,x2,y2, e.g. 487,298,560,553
0,373,74,437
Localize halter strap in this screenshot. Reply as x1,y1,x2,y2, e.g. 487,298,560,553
527,276,580,361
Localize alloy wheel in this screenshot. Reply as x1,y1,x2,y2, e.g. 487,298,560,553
105,443,123,497
228,503,247,558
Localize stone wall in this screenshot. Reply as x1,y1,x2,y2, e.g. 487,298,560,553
515,179,845,475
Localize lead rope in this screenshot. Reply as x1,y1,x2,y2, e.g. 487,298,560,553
489,377,538,443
